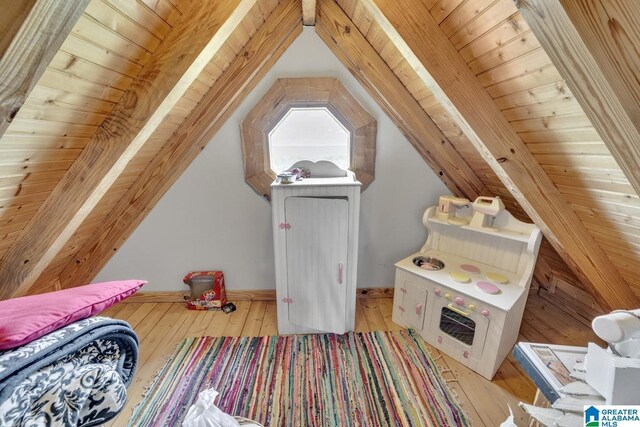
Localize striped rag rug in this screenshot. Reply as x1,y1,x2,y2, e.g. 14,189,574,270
129,329,469,426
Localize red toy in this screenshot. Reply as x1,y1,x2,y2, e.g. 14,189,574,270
183,271,227,310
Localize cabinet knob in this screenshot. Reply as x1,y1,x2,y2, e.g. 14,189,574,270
415,303,423,316
338,263,344,285
481,309,490,317
434,288,441,296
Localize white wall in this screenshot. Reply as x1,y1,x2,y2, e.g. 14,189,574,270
94,28,450,291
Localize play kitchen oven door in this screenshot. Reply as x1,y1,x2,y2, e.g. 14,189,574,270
428,295,489,363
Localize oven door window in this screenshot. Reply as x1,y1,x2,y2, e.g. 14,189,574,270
439,307,476,346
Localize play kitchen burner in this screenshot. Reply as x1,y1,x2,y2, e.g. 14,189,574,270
393,195,542,379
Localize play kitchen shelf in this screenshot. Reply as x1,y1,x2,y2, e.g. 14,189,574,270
428,195,534,243
427,216,532,243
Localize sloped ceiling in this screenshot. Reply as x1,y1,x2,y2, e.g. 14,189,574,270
0,0,638,311
317,0,639,310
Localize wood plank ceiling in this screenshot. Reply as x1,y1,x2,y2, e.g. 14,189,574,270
518,0,640,198
318,0,639,310
1,0,185,264
358,0,636,310
0,0,274,298
0,0,638,310
0,0,298,297
0,0,91,137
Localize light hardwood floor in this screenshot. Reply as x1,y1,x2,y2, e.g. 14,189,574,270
103,294,600,426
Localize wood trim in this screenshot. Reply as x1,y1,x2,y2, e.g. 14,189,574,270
0,0,256,300
124,290,268,303
57,0,303,290
302,0,316,25
122,287,393,303
0,0,89,137
315,0,488,201
367,0,638,310
517,0,640,198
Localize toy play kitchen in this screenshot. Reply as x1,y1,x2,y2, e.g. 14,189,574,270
393,195,542,379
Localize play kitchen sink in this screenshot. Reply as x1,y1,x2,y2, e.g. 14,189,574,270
413,256,445,271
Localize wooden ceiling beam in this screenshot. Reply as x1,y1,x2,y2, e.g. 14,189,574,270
303,0,317,25
367,0,638,310
517,0,640,198
0,0,258,299
0,0,89,137
315,0,488,200
57,0,303,289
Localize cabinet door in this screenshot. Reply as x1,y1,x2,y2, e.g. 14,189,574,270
285,196,349,333
401,282,428,330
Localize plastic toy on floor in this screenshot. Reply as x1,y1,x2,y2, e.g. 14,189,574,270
184,271,227,310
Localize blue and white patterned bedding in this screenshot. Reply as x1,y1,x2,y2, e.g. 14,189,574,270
0,317,138,426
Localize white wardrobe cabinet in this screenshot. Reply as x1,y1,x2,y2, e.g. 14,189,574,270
271,164,360,335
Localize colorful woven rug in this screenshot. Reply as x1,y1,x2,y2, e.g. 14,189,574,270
129,329,469,426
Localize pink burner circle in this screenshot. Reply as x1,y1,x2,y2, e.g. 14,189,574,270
476,281,500,295
460,264,481,273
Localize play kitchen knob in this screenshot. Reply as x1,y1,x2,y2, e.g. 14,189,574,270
481,309,490,317
444,293,451,300
434,288,441,296
454,296,464,306
468,304,476,311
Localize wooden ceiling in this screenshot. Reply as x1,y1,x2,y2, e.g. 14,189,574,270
0,0,638,311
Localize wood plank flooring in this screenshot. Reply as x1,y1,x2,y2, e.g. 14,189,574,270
103,293,600,426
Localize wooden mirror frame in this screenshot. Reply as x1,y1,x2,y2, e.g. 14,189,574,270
240,78,376,200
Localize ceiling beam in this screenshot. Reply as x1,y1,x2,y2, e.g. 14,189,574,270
367,0,638,310
315,0,488,200
0,1,37,54
0,0,89,137
0,0,258,300
517,0,640,197
302,0,317,25
57,0,303,289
